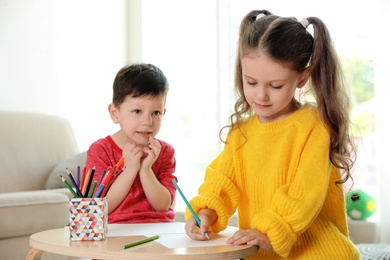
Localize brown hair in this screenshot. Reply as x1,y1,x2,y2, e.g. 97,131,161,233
222,9,356,186
112,63,168,107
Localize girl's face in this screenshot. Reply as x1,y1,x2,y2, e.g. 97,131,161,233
241,53,309,123
109,95,166,147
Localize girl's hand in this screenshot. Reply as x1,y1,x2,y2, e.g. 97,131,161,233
184,216,212,241
140,137,161,170
226,229,272,250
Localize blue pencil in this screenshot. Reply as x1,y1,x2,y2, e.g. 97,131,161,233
94,183,105,198
172,179,201,226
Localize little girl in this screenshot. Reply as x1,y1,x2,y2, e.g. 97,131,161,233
184,10,359,259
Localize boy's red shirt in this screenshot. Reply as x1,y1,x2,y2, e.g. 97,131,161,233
86,135,177,223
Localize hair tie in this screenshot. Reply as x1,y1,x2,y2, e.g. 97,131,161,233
300,18,309,28
256,13,266,20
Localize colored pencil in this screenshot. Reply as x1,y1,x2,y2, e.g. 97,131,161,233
80,166,87,192
66,168,83,197
84,166,95,197
115,157,124,168
99,169,107,185
81,168,91,196
101,157,123,197
88,180,97,198
123,235,160,249
77,166,81,187
61,175,78,198
172,179,201,226
172,179,210,239
94,184,105,198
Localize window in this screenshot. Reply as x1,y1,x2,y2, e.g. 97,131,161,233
140,1,226,211
140,0,378,214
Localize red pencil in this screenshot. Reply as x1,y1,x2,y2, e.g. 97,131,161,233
101,157,124,197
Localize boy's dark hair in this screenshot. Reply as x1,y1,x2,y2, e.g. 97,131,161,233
112,63,169,106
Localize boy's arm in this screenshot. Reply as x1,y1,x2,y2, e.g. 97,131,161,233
141,141,176,211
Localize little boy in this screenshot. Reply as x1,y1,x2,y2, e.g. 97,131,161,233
86,63,177,223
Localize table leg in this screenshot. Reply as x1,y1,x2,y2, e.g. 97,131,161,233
26,248,42,260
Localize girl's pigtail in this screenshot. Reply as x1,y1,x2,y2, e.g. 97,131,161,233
308,17,356,186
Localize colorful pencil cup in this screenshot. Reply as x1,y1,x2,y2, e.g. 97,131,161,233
68,197,108,241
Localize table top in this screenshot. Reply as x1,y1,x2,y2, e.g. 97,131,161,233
28,223,258,260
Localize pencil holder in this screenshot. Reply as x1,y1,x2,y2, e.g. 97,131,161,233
69,197,108,241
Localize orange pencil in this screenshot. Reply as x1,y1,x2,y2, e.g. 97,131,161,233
101,157,124,197
84,166,95,197
80,166,87,192
81,168,91,196
115,157,124,168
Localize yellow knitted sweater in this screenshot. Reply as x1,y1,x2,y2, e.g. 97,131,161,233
187,105,360,259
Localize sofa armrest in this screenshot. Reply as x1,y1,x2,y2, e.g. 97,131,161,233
348,219,376,244
0,190,70,239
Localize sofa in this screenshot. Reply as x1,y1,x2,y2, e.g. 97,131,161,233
0,110,87,260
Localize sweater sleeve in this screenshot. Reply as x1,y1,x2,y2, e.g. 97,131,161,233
252,125,332,258
186,143,240,233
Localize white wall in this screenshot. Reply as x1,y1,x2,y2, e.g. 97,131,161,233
0,0,127,151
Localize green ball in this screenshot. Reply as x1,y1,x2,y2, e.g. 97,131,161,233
345,189,376,220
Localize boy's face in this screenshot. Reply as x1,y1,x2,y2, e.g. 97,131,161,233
110,95,166,147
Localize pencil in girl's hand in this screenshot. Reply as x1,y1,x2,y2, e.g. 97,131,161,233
172,179,211,240
172,179,201,225
61,175,78,198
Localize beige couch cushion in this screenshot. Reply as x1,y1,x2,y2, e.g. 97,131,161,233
0,111,79,192
0,190,69,239
45,152,87,189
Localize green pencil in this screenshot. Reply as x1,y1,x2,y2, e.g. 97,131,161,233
123,235,160,249
60,175,78,198
88,180,97,198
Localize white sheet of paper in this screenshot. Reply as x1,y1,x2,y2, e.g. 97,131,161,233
107,222,187,237
157,231,235,248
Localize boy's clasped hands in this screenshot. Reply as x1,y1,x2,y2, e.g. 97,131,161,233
122,136,161,173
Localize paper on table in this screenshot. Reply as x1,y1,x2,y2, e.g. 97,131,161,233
158,230,235,249
108,222,186,237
